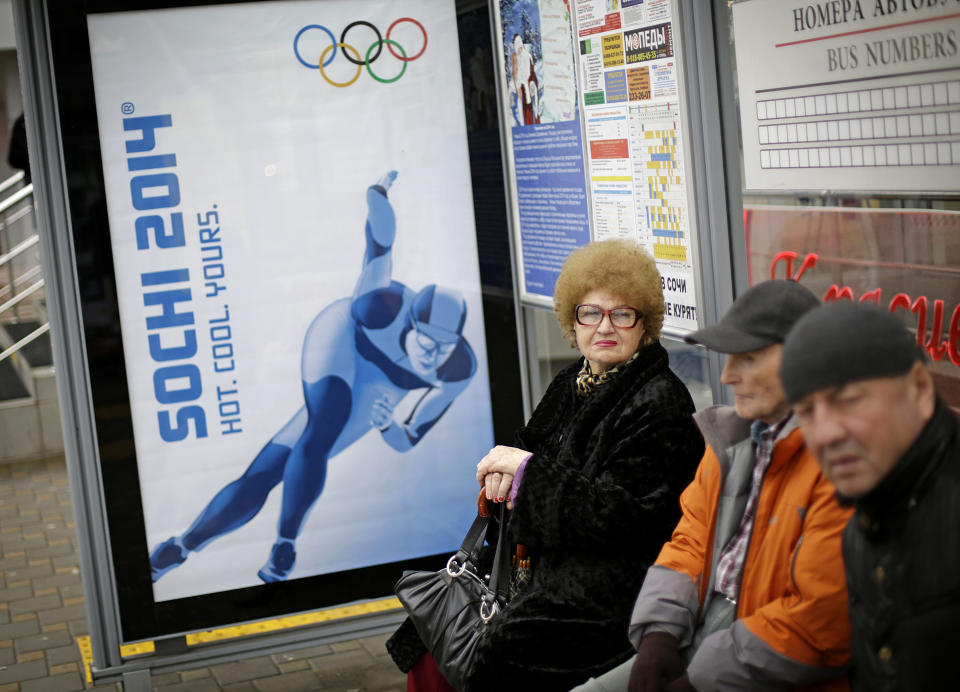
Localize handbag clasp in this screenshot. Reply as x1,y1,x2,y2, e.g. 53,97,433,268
479,598,499,623
446,555,468,577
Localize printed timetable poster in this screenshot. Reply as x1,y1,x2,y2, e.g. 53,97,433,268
87,0,495,602
574,0,700,334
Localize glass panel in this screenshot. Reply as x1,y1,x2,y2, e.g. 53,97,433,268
723,2,960,409
663,337,713,412
525,305,579,404
745,204,960,408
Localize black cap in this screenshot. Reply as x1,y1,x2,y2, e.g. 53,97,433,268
781,301,922,403
684,280,820,354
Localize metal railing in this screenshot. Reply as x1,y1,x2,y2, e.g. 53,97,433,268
0,170,25,196
0,172,46,366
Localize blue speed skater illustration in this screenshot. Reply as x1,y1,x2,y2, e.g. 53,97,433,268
149,171,476,583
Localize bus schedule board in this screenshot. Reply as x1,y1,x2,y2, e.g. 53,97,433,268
44,0,522,642
733,0,960,193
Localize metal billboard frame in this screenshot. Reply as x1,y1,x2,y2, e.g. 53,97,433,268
12,0,526,686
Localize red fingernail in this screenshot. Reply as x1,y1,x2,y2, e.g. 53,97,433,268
497,496,504,502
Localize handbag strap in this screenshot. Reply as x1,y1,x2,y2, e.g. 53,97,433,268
447,512,490,575
487,501,510,601
475,490,513,601
447,492,513,621
445,490,496,573
477,491,510,597
475,501,510,622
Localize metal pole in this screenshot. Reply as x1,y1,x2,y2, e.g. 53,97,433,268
487,0,532,421
673,0,737,405
12,0,125,671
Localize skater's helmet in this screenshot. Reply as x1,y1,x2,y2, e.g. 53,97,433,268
409,285,467,344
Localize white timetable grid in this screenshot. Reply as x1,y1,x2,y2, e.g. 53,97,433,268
760,141,960,169
756,79,960,120
733,0,960,191
755,77,960,170
760,111,960,145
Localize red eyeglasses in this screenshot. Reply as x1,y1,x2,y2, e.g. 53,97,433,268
574,304,642,328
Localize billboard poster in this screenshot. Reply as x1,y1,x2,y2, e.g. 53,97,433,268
87,0,494,602
496,0,591,303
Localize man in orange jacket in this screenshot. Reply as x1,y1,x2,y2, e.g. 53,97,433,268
573,280,852,692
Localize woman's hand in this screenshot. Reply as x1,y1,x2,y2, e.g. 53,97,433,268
476,446,531,508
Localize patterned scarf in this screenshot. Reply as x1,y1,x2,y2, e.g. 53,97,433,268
575,350,640,398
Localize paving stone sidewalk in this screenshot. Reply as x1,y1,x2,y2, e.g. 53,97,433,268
0,455,406,691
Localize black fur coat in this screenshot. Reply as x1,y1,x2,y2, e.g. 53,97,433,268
388,341,703,690
464,341,703,690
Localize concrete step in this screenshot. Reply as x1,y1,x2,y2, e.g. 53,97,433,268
0,366,63,464
0,356,30,400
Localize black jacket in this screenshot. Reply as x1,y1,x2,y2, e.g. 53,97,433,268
463,341,703,691
843,399,960,692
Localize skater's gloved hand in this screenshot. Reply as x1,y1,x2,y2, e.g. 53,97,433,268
371,396,395,431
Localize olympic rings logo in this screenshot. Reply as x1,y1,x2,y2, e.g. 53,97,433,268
293,18,428,87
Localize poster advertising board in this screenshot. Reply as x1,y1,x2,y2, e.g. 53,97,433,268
494,0,591,304
87,0,493,604
733,0,960,193
574,0,700,335
41,0,524,641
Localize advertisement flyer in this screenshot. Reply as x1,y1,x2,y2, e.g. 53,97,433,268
732,0,960,193
623,22,672,65
576,0,623,37
575,0,699,334
497,0,590,301
87,0,495,601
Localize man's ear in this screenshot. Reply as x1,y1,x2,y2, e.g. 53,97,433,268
908,361,936,422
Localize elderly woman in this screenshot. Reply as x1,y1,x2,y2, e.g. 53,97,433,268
390,239,704,690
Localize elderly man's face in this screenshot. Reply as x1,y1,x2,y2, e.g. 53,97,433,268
793,364,935,498
721,344,790,424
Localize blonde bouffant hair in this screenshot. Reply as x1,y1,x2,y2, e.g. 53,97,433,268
553,239,665,349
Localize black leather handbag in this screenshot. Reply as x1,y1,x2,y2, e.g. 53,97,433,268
394,494,510,690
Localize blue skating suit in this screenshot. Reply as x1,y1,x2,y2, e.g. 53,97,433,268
150,171,476,583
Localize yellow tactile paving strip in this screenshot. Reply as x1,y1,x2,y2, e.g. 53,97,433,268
75,596,402,684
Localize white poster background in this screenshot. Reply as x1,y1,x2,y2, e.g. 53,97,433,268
733,0,960,192
88,0,494,602
540,0,579,122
